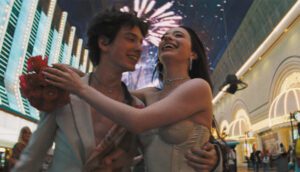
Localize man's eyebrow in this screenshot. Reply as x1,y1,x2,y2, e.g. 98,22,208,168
124,32,138,37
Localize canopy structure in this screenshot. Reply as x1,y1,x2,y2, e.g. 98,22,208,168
269,88,300,127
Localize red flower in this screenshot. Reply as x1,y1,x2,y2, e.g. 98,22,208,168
28,88,43,99
20,55,70,112
43,85,59,101
57,90,70,106
19,75,27,89
27,55,48,73
19,75,29,97
28,97,42,109
26,73,47,88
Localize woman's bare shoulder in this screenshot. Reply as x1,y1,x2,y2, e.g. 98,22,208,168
180,78,211,91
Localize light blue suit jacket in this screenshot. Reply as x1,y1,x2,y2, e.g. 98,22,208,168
12,74,109,172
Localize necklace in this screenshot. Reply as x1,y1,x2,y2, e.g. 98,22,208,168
91,73,119,94
164,77,190,85
88,73,131,104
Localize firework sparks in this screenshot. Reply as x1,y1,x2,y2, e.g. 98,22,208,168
120,0,182,46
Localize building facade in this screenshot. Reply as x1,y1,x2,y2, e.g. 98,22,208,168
0,0,92,149
213,0,300,165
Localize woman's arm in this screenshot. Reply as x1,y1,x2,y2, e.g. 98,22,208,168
130,87,157,104
59,64,85,77
43,64,212,133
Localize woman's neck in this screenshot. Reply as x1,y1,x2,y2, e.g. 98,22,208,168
162,77,190,91
162,64,190,84
162,58,189,78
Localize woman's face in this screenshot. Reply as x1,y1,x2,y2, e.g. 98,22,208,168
158,27,194,62
22,128,32,142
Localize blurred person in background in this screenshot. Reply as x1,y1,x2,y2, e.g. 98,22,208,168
9,126,32,169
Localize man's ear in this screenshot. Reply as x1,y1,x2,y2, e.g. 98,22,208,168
98,37,110,51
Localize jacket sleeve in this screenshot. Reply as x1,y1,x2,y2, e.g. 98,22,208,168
12,112,57,172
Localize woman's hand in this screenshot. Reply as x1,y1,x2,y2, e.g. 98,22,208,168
43,64,86,95
64,64,85,77
185,142,218,172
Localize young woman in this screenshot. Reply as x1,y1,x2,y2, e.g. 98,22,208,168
44,26,215,172
9,126,32,169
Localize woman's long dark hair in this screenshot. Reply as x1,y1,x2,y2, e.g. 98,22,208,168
153,26,213,89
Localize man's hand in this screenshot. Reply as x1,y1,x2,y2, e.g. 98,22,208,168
185,142,218,172
103,148,133,170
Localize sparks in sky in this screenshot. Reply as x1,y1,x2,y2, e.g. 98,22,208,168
120,0,183,46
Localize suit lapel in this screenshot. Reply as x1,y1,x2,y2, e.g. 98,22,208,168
70,74,96,162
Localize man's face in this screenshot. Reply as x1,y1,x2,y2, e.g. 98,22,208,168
106,26,144,72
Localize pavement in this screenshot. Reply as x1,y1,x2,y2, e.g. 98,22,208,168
237,164,292,172
237,166,277,172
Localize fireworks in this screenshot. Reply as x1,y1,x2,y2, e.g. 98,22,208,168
120,0,182,46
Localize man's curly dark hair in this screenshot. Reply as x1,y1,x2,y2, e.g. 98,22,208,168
87,8,149,66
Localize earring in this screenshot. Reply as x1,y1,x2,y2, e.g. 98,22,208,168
189,58,193,70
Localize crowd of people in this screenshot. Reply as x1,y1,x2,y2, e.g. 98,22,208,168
247,143,295,172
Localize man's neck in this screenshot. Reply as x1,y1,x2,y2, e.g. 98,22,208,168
90,63,126,100
93,63,123,88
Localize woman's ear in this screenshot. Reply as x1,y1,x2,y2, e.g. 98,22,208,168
190,51,197,60
98,37,110,52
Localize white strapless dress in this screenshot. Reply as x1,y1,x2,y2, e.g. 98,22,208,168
139,120,210,172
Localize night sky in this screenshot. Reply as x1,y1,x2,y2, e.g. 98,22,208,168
57,0,253,70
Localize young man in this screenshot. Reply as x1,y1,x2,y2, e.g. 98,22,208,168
13,9,219,172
